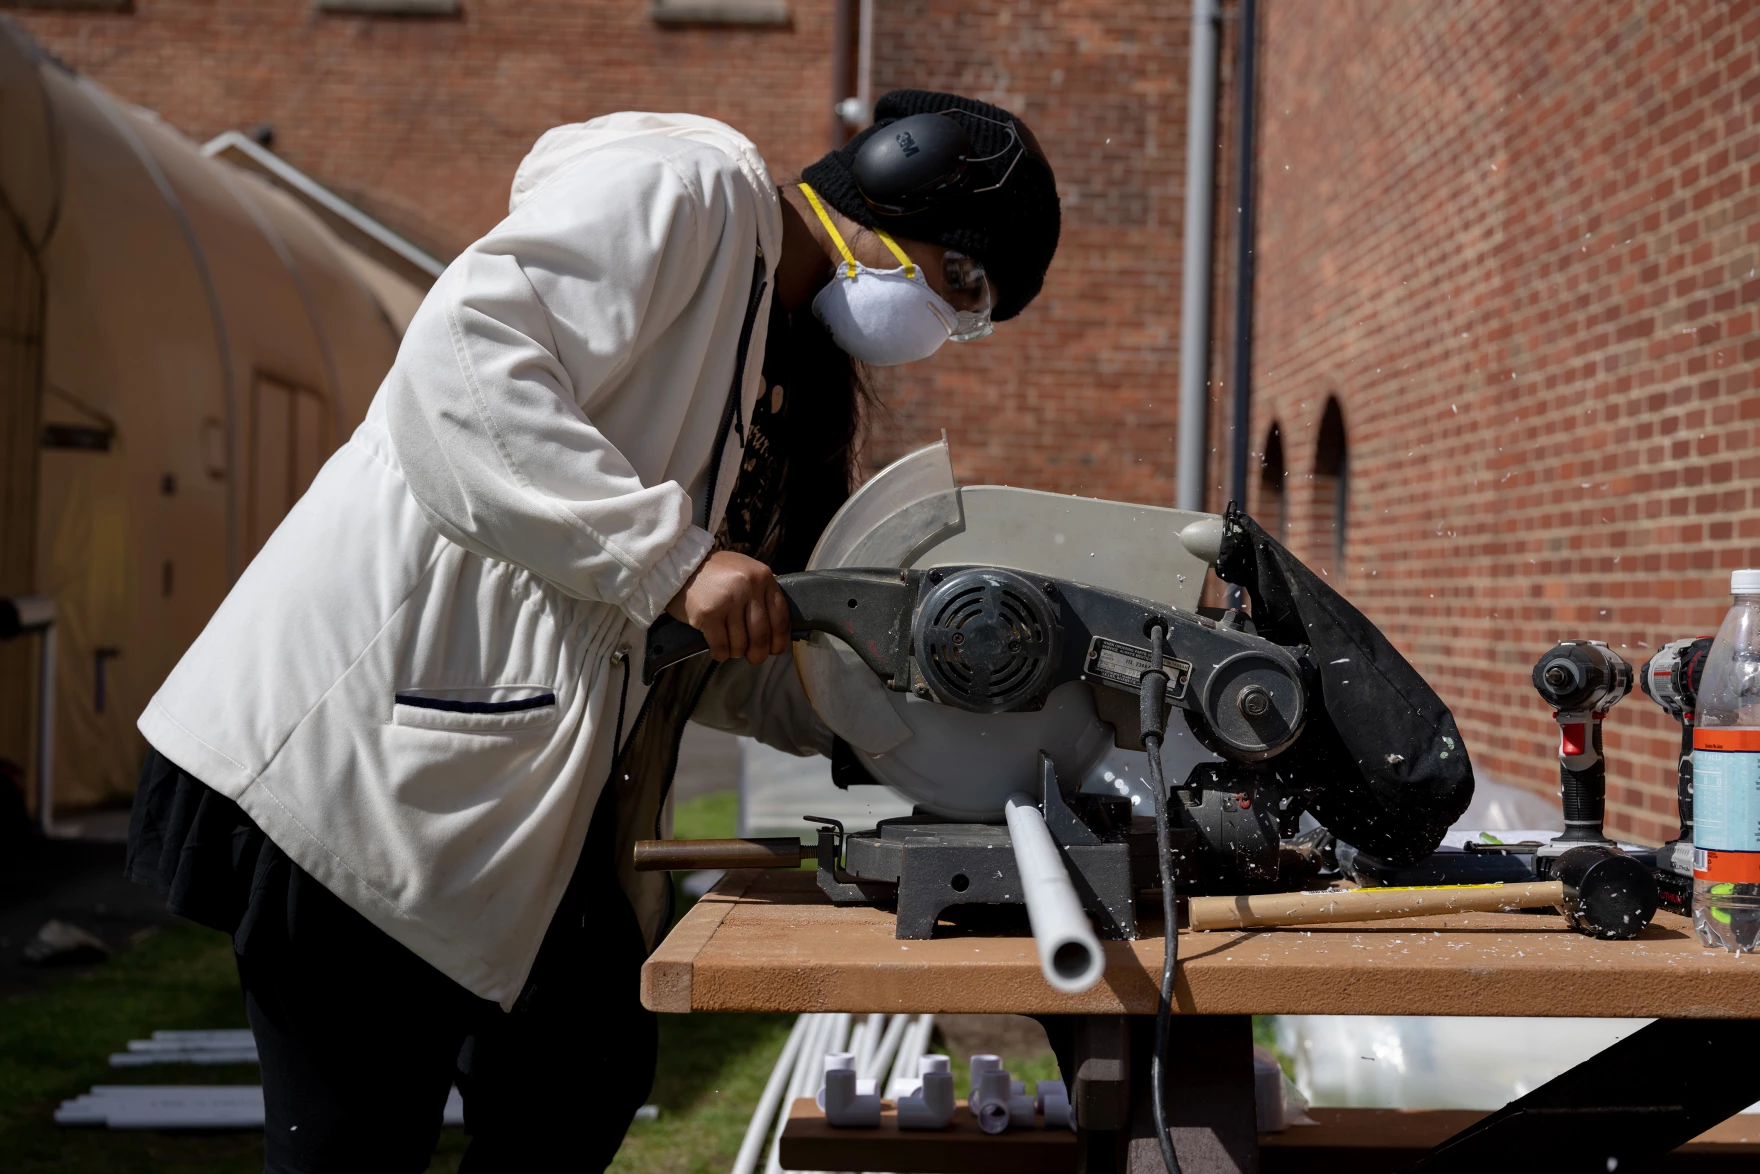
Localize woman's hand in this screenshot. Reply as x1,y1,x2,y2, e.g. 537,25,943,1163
666,551,793,665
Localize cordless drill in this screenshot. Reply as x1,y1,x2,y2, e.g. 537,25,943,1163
1532,641,1632,864
1640,637,1714,910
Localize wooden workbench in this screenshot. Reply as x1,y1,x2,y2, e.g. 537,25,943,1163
641,871,1760,1017
641,871,1760,1173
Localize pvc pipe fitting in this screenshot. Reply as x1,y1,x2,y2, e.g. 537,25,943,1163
1036,1080,1075,1130
822,1067,881,1128
815,1052,856,1110
1009,1093,1036,1125
972,1069,1014,1134
896,1056,955,1131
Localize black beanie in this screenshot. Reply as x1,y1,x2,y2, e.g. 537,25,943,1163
800,90,1060,322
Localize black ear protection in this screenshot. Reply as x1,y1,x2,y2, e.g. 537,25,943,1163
851,110,1048,217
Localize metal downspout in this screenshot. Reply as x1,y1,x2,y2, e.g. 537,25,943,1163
1175,0,1222,512
1228,0,1260,514
1226,0,1260,606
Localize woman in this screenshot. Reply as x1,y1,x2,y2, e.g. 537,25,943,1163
126,89,1059,1171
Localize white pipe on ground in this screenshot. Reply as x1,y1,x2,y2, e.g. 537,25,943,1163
731,1015,809,1174
766,1014,830,1174
884,1014,934,1100
860,1013,908,1083
1004,793,1106,993
1175,0,1223,511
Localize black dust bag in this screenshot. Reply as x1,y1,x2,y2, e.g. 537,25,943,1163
1214,503,1474,864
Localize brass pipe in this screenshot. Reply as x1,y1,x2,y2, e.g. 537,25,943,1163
633,837,805,872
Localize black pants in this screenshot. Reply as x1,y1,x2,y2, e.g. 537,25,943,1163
126,751,656,1173
241,868,655,1173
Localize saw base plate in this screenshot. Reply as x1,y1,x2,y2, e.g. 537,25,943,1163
841,818,1142,941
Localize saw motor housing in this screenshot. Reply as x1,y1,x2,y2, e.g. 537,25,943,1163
646,564,1308,762
645,564,1321,925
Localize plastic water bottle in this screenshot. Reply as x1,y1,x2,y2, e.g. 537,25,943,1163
1692,568,1760,951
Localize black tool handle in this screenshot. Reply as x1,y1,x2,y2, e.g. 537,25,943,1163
640,569,919,686
642,615,711,684
1557,717,1611,843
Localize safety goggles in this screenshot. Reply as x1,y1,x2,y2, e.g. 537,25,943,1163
939,250,995,343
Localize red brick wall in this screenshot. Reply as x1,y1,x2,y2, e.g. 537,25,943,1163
863,1,1192,502
25,0,1760,843
13,0,840,256
1249,0,1760,841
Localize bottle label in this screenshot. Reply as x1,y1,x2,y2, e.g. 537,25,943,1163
1694,847,1760,883
1692,731,1760,868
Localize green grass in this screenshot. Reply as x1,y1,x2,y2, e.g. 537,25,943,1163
673,790,739,841
1253,1015,1294,1079
0,792,792,1173
0,923,264,1173
613,1013,795,1174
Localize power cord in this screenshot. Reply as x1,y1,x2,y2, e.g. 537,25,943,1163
1139,622,1182,1174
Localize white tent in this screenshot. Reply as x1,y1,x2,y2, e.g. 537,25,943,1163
1,18,430,815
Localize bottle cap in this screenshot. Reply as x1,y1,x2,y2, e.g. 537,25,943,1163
1734,569,1760,595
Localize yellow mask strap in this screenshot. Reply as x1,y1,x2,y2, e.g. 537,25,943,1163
871,228,919,279
798,183,918,280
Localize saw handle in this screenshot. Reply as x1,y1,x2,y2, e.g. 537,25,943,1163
642,570,918,686
641,612,821,684
642,615,713,684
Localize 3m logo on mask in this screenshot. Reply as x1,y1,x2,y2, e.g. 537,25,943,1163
895,131,920,157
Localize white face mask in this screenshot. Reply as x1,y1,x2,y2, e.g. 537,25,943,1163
798,182,984,367
811,262,958,367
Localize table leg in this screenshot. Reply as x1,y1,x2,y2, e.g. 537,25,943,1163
1048,1015,1259,1174
1411,1017,1760,1171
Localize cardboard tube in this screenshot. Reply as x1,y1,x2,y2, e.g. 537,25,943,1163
1187,880,1566,931
632,838,804,872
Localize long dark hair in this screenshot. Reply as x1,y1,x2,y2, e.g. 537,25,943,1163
724,296,875,573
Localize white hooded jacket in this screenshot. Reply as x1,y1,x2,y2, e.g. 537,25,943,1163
139,114,831,1008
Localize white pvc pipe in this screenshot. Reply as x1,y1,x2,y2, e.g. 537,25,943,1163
1004,793,1106,993
860,1013,908,1083
826,1012,852,1057
854,1013,884,1074
885,1014,934,1100
731,1015,810,1174
36,620,56,837
1176,0,1223,511
767,1014,831,1174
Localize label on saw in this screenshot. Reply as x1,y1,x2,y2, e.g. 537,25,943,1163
1084,638,1191,699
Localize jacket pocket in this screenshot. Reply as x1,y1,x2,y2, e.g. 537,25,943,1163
392,686,559,733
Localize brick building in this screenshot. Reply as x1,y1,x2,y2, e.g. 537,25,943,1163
7,0,843,260
1243,0,1760,843
14,0,1758,841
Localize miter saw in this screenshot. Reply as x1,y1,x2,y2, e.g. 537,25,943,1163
638,439,1475,996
